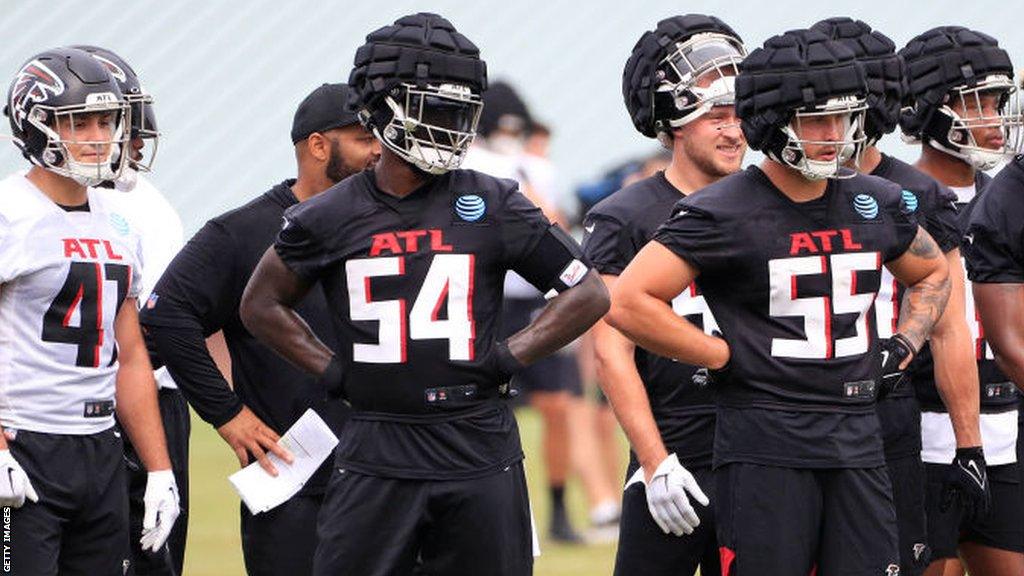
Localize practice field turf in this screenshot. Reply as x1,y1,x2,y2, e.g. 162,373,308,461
183,408,620,575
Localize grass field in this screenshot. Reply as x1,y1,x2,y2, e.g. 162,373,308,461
183,407,619,575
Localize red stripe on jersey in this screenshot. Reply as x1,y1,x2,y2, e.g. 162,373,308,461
431,281,449,322
63,285,84,327
824,296,833,359
398,257,407,363
93,262,104,368
719,546,736,575
890,278,899,336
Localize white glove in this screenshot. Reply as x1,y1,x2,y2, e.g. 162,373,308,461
0,449,38,508
644,453,709,536
140,470,180,552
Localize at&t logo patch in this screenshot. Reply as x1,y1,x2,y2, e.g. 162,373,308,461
455,195,486,222
853,194,878,219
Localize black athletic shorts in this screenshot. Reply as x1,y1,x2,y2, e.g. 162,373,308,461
925,461,1024,557
886,453,930,575
124,387,190,576
614,461,717,576
314,461,533,576
716,463,899,576
501,297,582,397
5,428,130,576
241,494,323,576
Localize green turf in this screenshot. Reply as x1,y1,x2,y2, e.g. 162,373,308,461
183,408,619,575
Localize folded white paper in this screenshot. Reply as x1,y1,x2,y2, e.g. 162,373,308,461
229,409,339,514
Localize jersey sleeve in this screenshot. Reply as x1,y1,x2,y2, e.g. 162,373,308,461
0,213,14,283
128,231,145,299
500,187,589,294
274,205,329,283
883,192,921,262
921,185,961,254
964,192,1024,283
652,202,731,273
581,213,632,276
139,220,239,334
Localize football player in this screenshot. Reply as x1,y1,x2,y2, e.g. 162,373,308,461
239,12,609,576
963,134,1024,576
812,18,987,576
141,83,375,576
900,26,1024,576
607,29,950,574
69,44,190,576
0,47,178,575
582,14,746,576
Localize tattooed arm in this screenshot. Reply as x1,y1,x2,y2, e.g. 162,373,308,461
886,226,951,355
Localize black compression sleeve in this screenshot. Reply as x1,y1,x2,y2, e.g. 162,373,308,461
146,324,244,428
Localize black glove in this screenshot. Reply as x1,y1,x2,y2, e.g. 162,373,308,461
692,331,730,389
485,340,524,397
941,446,991,523
318,356,347,400
877,334,915,400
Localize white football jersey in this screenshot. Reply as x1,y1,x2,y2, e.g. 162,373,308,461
0,173,143,434
102,172,184,389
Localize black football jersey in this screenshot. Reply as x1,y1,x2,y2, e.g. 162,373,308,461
961,159,1024,411
912,169,1017,413
654,166,918,467
274,169,585,479
868,154,960,458
582,172,716,467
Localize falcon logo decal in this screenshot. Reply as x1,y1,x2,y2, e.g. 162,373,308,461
92,55,127,83
9,59,65,130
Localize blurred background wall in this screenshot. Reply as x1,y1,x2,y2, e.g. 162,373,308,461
1,0,1019,232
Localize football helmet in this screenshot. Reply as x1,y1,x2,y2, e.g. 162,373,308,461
623,14,745,145
736,29,869,180
899,26,1021,170
349,13,487,175
73,45,159,178
5,47,130,186
812,18,903,146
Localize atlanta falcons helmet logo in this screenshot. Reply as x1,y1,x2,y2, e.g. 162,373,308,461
9,59,65,130
91,54,128,84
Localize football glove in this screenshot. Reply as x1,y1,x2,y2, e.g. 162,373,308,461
0,449,38,508
318,356,347,400
643,453,709,536
140,470,180,552
692,331,730,389
488,340,524,384
878,334,916,400
940,446,991,523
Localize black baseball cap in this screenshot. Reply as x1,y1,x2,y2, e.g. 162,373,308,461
290,83,360,144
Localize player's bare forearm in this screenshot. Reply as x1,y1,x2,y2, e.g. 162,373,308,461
887,227,951,351
114,301,171,472
506,270,608,366
608,241,729,369
241,248,335,377
929,251,981,447
974,282,1024,392
593,291,667,481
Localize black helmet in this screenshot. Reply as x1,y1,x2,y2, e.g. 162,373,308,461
5,47,130,186
622,14,745,144
72,45,159,174
736,28,869,180
811,18,903,146
349,12,487,174
899,26,1020,170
